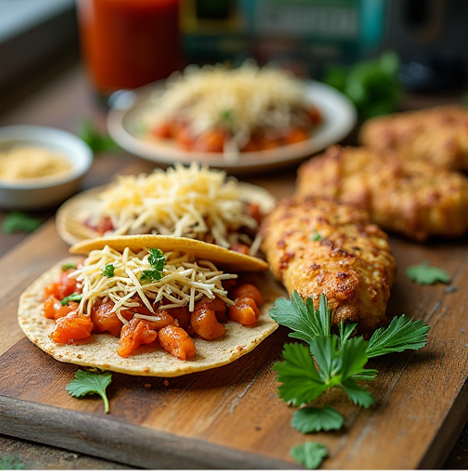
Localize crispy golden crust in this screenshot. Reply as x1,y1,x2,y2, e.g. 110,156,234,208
359,105,468,171
259,196,397,334
297,145,468,241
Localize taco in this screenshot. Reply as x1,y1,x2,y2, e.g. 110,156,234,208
56,164,275,255
18,235,283,377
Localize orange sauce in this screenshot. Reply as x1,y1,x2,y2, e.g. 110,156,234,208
78,0,181,96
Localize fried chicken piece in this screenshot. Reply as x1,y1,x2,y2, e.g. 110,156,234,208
260,196,397,334
359,105,468,171
296,145,468,241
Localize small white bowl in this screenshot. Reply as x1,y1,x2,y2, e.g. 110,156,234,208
0,125,93,210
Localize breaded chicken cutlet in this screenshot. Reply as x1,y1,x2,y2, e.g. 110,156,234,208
296,145,468,241
260,196,397,334
359,105,468,171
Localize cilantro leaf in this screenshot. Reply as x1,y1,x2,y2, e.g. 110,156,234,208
102,263,115,277
269,292,330,344
292,405,344,433
140,248,165,283
366,315,430,358
61,292,83,306
2,211,41,234
406,261,451,285
311,231,322,241
273,343,327,406
66,369,112,413
290,442,328,470
340,378,375,408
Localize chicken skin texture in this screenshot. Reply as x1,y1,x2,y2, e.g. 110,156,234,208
296,145,468,241
259,196,397,334
359,105,468,171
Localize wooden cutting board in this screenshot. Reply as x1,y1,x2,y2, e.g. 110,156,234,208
1,220,468,469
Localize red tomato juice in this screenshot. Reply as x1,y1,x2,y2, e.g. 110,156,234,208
77,0,181,96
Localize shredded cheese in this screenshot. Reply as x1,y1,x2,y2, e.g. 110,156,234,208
86,164,259,249
71,246,237,324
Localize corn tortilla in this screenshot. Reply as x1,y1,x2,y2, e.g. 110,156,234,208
18,238,284,377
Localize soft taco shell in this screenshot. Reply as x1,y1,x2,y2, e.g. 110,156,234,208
56,182,276,246
18,250,284,377
70,234,269,272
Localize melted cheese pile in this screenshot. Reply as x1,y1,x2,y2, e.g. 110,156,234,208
141,61,307,137
89,164,258,249
71,245,237,325
0,146,72,182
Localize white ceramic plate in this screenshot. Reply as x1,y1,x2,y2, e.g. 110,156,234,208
107,80,356,174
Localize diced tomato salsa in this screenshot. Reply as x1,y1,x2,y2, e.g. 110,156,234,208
43,266,264,360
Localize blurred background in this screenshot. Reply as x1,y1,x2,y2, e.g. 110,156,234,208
1,0,467,102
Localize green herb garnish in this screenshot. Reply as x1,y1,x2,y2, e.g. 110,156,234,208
66,369,112,413
0,455,25,470
78,119,119,153
311,231,322,241
61,292,83,306
323,51,402,120
270,292,430,466
140,248,165,283
2,211,41,234
62,263,76,271
290,442,328,470
102,263,115,277
406,260,451,285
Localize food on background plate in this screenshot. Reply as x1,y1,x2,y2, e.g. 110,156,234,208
260,195,397,334
296,145,468,241
18,235,283,377
137,62,322,155
359,104,468,171
0,146,72,182
56,164,275,254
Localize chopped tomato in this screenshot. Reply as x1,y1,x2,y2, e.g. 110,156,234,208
84,216,113,235
117,318,158,358
151,122,172,139
194,130,225,153
191,303,225,340
230,243,250,255
228,297,259,326
158,324,196,360
284,128,309,145
166,306,191,330
246,202,262,224
44,283,72,301
232,283,263,307
50,313,94,344
91,301,131,337
44,295,80,320
306,105,322,124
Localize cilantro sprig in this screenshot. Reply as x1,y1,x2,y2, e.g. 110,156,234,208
66,369,112,413
102,263,115,277
406,260,451,285
61,292,83,306
270,292,430,469
140,248,166,283
2,211,41,234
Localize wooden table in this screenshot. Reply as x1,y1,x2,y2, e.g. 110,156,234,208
0,55,467,469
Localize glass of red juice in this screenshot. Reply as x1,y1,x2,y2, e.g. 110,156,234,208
77,0,181,102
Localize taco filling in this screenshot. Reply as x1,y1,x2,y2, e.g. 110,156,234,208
42,244,265,361
75,164,274,256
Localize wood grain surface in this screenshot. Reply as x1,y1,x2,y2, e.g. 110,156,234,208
0,166,468,469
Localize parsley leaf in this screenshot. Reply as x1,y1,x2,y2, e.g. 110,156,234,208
292,405,344,433
290,442,328,470
273,343,327,406
366,315,430,358
140,248,165,283
61,292,83,306
102,263,115,277
66,369,112,413
270,291,330,344
406,261,451,285
2,211,41,234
